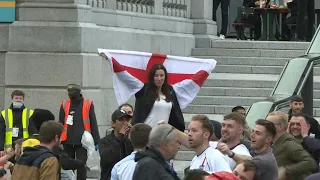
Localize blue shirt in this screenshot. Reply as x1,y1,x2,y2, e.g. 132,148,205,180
111,151,137,180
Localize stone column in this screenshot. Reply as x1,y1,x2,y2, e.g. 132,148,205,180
190,0,218,48
5,0,114,136
154,0,163,15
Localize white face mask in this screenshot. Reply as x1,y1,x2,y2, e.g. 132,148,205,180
12,102,23,108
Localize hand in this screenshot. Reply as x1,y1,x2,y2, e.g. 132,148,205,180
119,124,131,135
5,148,14,158
300,119,310,138
217,142,232,156
255,1,260,5
278,167,287,180
5,161,14,170
157,120,168,125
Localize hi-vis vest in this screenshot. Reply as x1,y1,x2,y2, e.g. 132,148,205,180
1,108,34,150
60,98,92,142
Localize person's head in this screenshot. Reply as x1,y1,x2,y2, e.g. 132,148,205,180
210,120,222,141
111,109,132,133
232,106,246,116
147,64,172,101
250,120,276,152
149,124,181,161
129,123,152,150
233,160,257,180
290,95,304,113
14,138,26,157
67,84,81,100
11,90,25,108
221,113,245,143
188,115,213,150
38,120,64,151
32,109,55,132
289,113,310,138
119,103,134,116
184,169,210,180
266,111,288,135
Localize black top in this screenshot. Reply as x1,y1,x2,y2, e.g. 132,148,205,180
0,104,38,150
99,131,133,180
132,84,185,131
133,147,180,180
59,98,100,145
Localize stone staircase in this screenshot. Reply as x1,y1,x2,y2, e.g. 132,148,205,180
174,40,314,178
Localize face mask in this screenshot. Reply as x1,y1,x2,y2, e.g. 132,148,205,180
12,102,23,108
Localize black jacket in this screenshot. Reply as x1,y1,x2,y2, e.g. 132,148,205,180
288,109,320,139
133,147,180,180
302,136,320,171
99,130,133,180
132,84,185,131
59,98,100,145
0,104,37,150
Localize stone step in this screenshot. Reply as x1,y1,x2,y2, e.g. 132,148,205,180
175,150,196,161
183,105,245,114
173,160,191,179
210,40,310,50
214,65,283,74
199,87,272,97
194,56,290,66
192,48,305,58
192,95,265,106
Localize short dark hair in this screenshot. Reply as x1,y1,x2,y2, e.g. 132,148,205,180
184,169,209,180
291,113,310,124
232,106,245,112
290,95,304,103
14,138,26,146
39,121,64,144
130,123,152,149
11,90,25,99
192,115,213,137
255,119,277,138
224,112,246,127
241,160,257,173
119,103,133,111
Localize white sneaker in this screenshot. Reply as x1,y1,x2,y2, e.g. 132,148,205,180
219,34,225,40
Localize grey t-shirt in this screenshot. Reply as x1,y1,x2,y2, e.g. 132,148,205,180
252,148,278,180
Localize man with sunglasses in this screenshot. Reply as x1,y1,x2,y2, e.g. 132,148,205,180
133,124,181,180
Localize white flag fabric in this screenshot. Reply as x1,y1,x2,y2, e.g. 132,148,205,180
98,49,216,109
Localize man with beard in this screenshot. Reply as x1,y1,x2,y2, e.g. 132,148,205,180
59,84,100,179
11,121,63,180
267,111,317,180
188,115,231,173
210,113,251,170
133,124,181,180
288,95,320,139
288,113,320,167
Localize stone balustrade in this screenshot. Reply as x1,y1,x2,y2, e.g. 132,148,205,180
163,0,189,18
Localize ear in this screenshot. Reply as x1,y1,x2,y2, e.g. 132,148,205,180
289,103,293,108
111,121,116,128
266,136,273,144
203,131,210,139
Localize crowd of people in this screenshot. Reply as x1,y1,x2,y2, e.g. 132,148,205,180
214,0,316,41
0,63,320,180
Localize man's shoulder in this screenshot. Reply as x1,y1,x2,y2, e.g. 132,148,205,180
233,144,251,156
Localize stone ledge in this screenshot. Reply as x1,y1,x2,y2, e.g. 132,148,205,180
0,24,9,51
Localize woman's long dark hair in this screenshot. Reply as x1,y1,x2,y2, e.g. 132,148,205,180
147,64,172,102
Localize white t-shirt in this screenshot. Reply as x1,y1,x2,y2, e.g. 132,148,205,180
145,95,172,128
190,146,232,173
209,141,252,170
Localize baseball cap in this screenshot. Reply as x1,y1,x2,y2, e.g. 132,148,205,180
67,84,81,90
206,172,240,180
112,109,132,121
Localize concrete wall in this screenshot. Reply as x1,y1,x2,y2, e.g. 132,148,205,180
1,0,216,137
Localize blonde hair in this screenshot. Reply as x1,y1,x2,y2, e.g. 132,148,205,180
268,111,289,129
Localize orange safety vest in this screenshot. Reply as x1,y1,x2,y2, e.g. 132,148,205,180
60,98,92,142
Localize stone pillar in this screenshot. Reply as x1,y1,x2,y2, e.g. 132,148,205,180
154,0,163,15
5,0,114,136
190,0,218,48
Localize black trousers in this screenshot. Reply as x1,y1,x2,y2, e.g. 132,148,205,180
233,14,262,40
296,0,315,40
213,0,230,35
63,144,87,180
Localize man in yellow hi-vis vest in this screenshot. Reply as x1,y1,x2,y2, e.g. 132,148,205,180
0,90,37,154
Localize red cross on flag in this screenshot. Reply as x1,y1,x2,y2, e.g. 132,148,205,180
98,49,217,109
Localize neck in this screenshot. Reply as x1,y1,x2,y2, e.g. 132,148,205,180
157,86,162,94
134,148,145,152
158,148,170,161
226,138,240,149
113,130,120,137
273,131,285,143
39,143,53,151
194,142,209,156
254,145,270,154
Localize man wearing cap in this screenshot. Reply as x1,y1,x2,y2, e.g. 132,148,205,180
99,109,133,180
59,84,100,179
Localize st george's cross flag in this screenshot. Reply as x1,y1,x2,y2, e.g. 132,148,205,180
98,49,217,109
